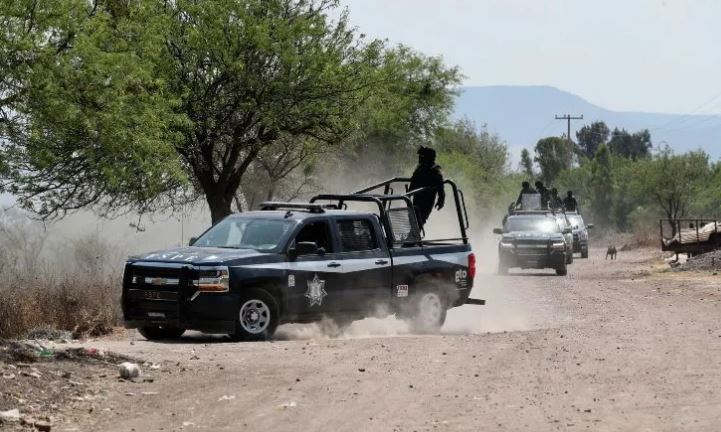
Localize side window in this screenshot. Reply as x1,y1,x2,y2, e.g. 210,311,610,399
293,221,333,254
337,219,378,252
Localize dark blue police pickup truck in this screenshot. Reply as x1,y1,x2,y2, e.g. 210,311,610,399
122,178,482,341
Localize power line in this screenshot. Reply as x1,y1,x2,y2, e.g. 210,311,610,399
555,114,583,146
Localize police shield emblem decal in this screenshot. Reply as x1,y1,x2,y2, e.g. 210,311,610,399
305,274,327,307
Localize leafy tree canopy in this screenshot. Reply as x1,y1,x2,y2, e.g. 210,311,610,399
534,136,573,185
575,121,609,160
0,0,461,223
608,127,652,160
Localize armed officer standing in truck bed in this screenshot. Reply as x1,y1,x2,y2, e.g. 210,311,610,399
409,146,445,229
564,190,579,212
515,181,536,208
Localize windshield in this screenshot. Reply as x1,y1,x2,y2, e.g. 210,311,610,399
193,218,294,250
505,217,560,233
567,215,584,228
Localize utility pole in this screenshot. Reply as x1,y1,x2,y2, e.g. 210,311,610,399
555,114,584,146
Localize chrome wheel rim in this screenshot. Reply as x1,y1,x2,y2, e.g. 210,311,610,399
418,292,442,326
239,299,271,334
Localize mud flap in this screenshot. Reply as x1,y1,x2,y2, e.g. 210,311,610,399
465,298,485,306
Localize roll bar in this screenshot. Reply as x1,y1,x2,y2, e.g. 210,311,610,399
352,177,469,244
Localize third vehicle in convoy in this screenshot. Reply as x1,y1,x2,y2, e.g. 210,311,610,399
566,212,593,258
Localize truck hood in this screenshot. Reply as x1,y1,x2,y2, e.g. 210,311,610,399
133,246,266,265
502,232,565,242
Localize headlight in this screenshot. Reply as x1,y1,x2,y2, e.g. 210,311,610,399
194,266,230,292
551,242,565,250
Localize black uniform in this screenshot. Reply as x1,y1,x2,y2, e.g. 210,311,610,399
550,193,563,210
564,196,578,212
409,148,445,228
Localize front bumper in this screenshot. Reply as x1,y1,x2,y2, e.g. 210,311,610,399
123,292,239,333
122,262,239,334
500,250,566,269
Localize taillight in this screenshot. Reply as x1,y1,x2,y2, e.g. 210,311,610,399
468,253,476,280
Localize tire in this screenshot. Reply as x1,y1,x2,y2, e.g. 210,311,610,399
231,288,280,341
137,326,185,341
555,260,568,276
566,249,574,264
581,246,589,259
406,290,447,334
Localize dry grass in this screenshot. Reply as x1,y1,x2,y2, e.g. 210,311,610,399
0,213,122,339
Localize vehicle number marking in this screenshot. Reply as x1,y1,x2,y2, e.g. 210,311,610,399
143,290,161,299
288,274,296,288
454,269,467,283
396,285,409,297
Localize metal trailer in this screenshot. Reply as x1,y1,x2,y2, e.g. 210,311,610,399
659,218,721,257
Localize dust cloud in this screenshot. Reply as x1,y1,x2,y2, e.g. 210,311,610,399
1,173,557,341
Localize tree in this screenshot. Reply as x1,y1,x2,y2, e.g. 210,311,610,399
520,148,534,178
434,119,509,215
0,0,461,223
1,0,188,219
575,121,609,159
534,136,573,185
643,147,709,234
589,144,614,227
608,128,652,160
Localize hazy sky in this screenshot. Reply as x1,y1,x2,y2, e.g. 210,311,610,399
340,0,721,115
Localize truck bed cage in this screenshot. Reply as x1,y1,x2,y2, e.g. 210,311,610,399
311,177,470,247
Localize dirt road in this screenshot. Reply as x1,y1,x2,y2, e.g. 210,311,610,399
45,248,721,430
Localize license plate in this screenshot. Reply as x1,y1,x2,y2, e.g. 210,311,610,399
147,312,165,318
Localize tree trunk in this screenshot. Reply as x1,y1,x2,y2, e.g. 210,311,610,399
206,193,233,225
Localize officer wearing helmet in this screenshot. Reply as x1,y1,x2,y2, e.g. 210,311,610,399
409,146,445,228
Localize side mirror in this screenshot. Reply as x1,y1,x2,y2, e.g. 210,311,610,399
289,241,321,257
492,228,503,235
189,236,197,246
586,224,594,229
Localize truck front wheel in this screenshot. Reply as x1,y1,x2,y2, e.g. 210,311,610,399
406,291,447,334
232,289,280,341
581,246,589,259
138,326,185,341
555,259,568,276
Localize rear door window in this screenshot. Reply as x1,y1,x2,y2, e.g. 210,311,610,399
336,219,378,252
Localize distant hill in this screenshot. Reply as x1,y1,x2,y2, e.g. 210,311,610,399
454,86,721,161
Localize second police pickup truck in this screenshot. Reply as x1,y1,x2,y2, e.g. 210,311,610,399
122,178,483,341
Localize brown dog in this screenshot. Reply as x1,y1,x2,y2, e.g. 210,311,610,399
606,246,617,260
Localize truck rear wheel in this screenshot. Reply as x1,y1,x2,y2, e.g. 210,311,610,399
138,326,185,341
566,249,574,264
406,291,447,334
581,246,589,259
231,288,279,341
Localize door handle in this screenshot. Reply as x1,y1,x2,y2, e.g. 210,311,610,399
375,259,389,265
327,262,341,268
